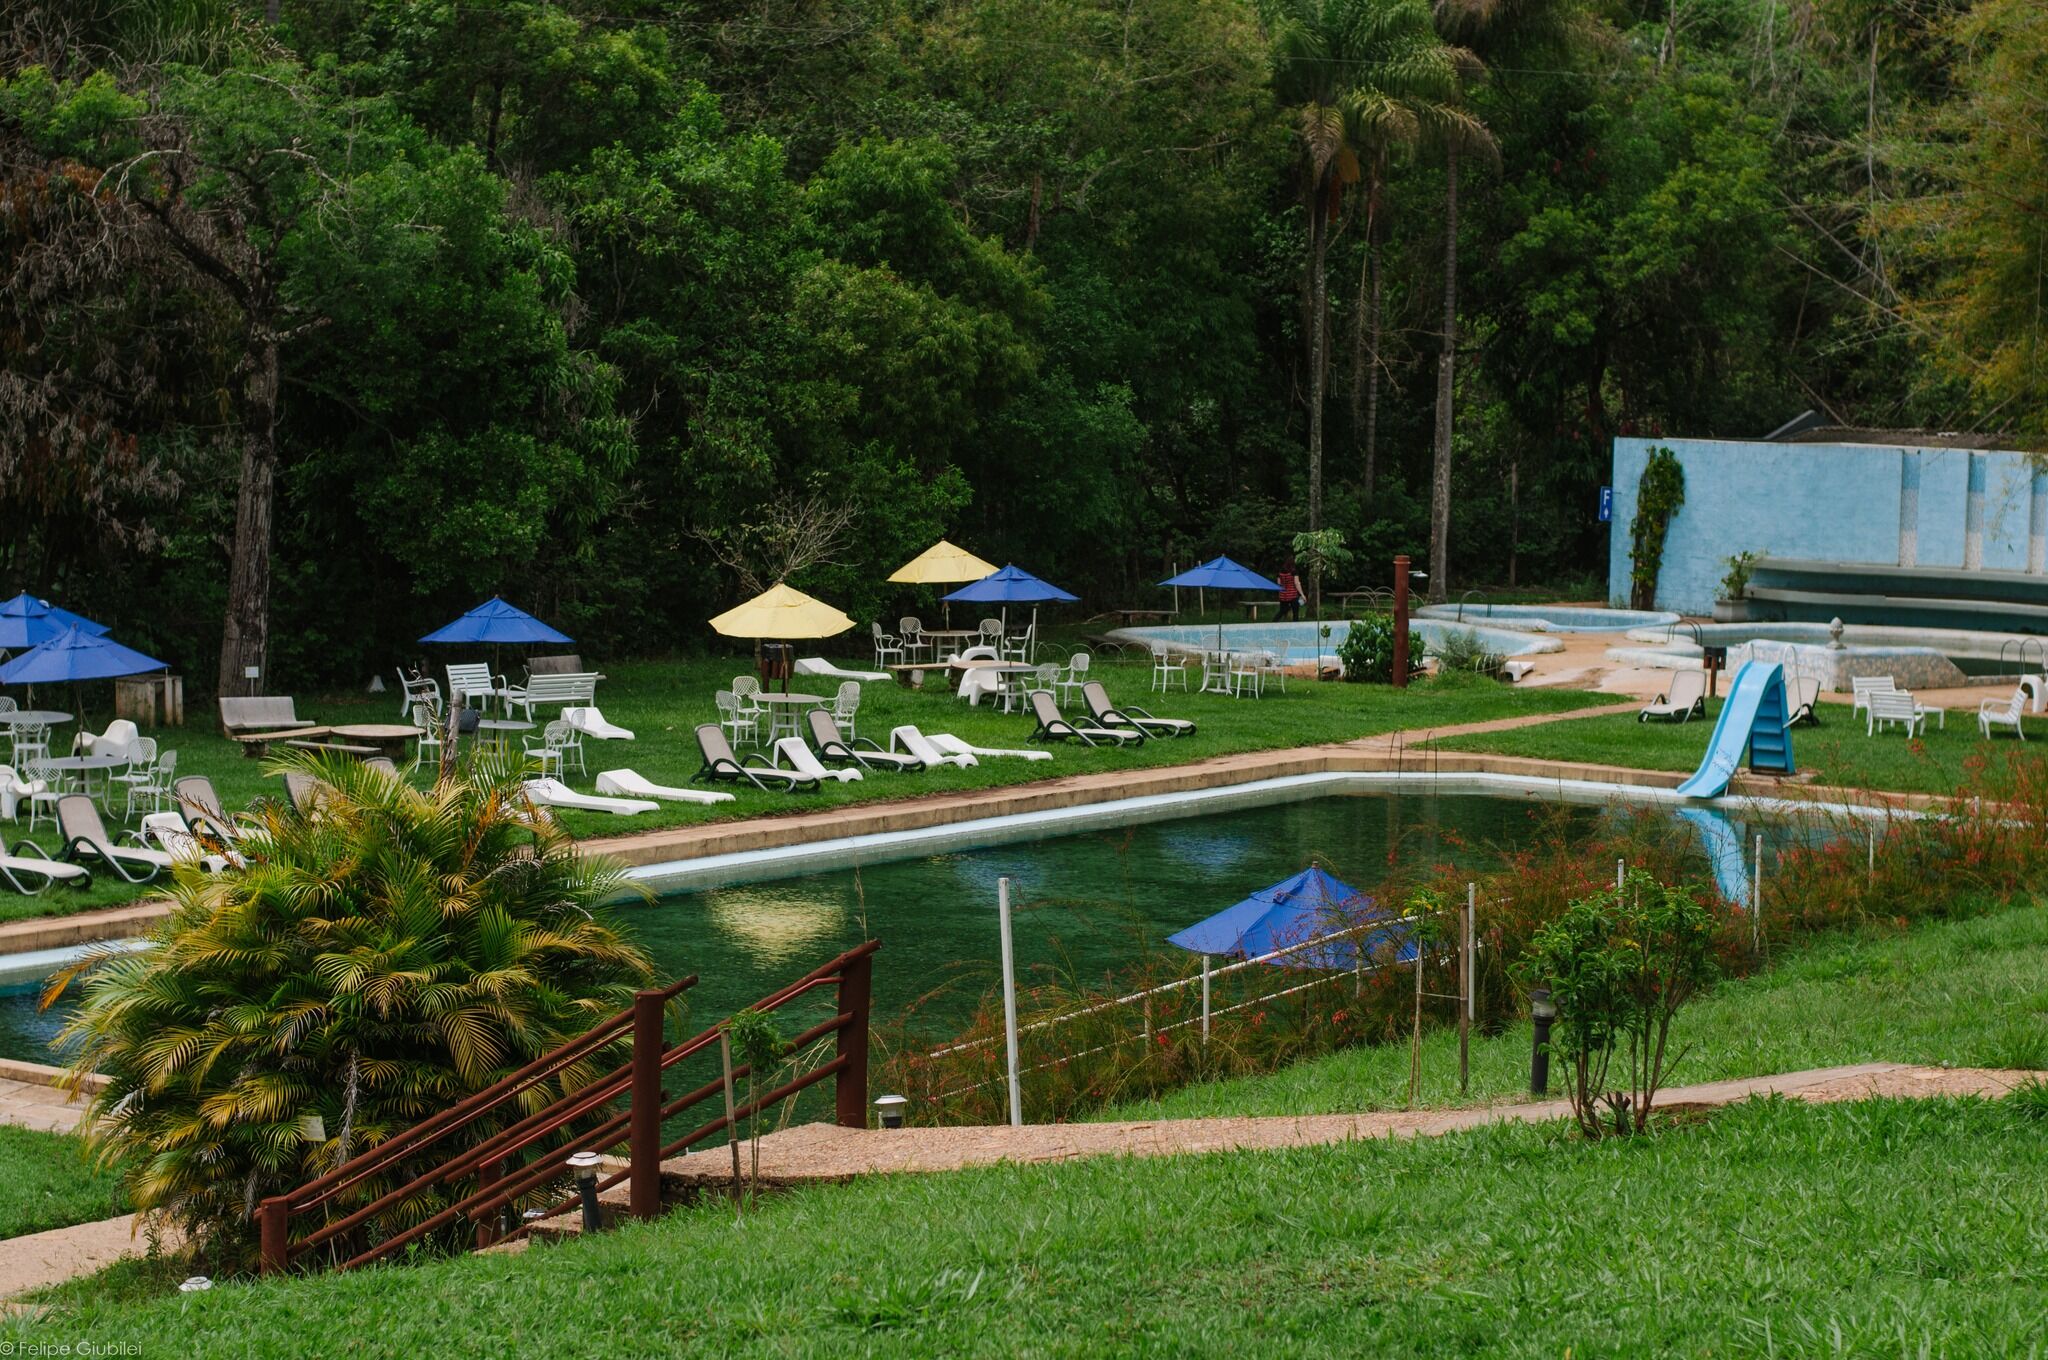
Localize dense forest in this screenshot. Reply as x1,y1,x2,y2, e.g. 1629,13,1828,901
2,0,2043,691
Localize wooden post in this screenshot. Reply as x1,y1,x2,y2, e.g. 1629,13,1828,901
720,1031,742,1215
1392,555,1411,689
629,989,663,1220
259,1196,288,1275
1407,928,1424,1105
1459,883,1473,1097
835,948,873,1128
475,1158,506,1250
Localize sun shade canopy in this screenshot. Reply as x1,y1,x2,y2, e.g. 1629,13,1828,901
1166,866,1411,971
420,597,573,646
709,583,856,640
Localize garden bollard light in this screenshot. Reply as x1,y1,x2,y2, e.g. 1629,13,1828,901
1530,988,1556,1096
568,1150,604,1234
874,1094,908,1129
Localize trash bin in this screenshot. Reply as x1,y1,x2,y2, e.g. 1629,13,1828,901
759,643,793,685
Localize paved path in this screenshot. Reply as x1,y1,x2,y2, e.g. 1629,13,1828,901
661,1063,2031,1188
0,1063,98,1135
0,1215,177,1301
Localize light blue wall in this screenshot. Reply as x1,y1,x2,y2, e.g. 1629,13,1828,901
1607,437,2043,615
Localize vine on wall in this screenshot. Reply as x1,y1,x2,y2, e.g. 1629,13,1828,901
1629,447,1686,610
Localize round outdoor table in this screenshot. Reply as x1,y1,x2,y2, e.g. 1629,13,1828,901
474,718,534,749
0,710,72,726
41,753,127,803
750,691,826,743
329,724,426,759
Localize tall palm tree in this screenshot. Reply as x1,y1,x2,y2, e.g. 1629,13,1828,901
1272,0,1484,534
54,751,653,1269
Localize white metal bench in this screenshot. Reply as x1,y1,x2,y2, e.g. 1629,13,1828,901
1866,689,1942,737
511,671,601,720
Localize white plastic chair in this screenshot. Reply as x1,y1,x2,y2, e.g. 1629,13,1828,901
899,617,929,665
409,701,443,772
872,622,905,668
1151,645,1187,693
11,721,49,767
113,737,159,817
22,757,60,832
1980,689,2027,741
833,680,861,740
716,690,758,747
524,720,570,778
1055,653,1091,709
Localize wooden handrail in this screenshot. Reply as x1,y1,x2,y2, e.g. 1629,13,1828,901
261,942,880,1274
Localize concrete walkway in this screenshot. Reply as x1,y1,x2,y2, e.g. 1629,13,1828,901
660,1063,2031,1189
0,1061,100,1135
0,1215,178,1301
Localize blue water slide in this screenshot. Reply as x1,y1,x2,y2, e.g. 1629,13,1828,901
1675,808,1751,906
1673,660,1795,799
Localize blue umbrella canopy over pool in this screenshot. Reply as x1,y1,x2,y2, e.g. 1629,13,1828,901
420,597,573,646
1158,556,1282,593
1167,866,1413,971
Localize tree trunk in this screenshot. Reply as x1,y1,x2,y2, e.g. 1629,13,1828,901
1508,452,1520,587
1428,147,1459,604
1306,187,1329,534
1352,167,1384,499
218,338,279,697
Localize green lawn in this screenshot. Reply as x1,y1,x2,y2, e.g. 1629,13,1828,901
0,1125,125,1240
2,650,1613,920
1432,694,2045,795
14,1094,2045,1355
1109,898,2048,1121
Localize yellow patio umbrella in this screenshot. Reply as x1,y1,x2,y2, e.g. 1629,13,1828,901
888,539,997,626
709,582,855,692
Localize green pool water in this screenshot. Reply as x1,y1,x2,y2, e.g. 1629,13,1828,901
0,792,1599,1065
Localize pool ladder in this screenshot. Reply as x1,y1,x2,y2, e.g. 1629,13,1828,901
1453,590,1488,623
1998,637,2047,679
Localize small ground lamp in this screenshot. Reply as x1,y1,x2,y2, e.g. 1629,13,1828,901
567,1150,605,1233
1529,988,1557,1096
873,1093,909,1129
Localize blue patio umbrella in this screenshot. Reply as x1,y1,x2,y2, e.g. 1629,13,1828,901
1159,556,1282,650
0,594,110,650
942,565,1078,636
420,597,573,646
0,626,165,685
1167,866,1410,971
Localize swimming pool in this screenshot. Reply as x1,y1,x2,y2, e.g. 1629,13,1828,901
1110,619,1563,660
1417,603,1680,633
0,789,1599,1064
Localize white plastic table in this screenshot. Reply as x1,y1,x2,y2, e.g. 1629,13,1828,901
750,692,826,743
41,753,126,802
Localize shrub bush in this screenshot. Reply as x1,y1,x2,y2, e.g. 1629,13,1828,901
53,752,653,1270
1337,613,1420,683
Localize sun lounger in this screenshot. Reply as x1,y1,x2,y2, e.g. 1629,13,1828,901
522,778,659,816
1027,689,1140,746
794,657,892,683
0,840,89,895
1786,675,1822,727
137,813,236,871
889,725,975,768
1082,681,1193,738
174,775,260,844
1638,669,1707,723
692,724,819,793
926,733,1053,763
57,794,166,883
804,708,924,772
594,769,735,805
772,737,862,783
563,706,635,741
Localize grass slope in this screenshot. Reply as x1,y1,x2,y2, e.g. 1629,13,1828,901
13,1097,2046,1356
1432,695,2044,795
1114,900,2048,1121
0,1125,124,1240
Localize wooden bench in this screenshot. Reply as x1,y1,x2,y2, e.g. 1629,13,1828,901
1242,601,1276,621
286,739,380,757
221,697,319,755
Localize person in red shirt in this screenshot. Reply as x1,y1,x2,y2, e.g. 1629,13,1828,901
1276,560,1302,622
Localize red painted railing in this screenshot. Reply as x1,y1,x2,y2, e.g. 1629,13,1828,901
258,941,879,1273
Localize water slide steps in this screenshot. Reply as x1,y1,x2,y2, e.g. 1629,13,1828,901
1673,661,1796,800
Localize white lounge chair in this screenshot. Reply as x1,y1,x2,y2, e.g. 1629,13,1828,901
889,725,975,769
1082,681,1194,738
1979,689,2027,741
1786,675,1822,726
794,657,892,683
1028,689,1141,746
521,778,659,816
926,733,1053,762
137,813,236,872
57,795,168,882
0,841,90,895
1639,669,1707,723
595,769,735,806
804,708,924,772
563,706,635,741
692,724,817,793
771,736,862,783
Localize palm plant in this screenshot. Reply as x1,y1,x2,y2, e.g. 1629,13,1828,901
51,750,653,1270
1271,0,1486,531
